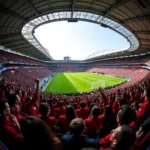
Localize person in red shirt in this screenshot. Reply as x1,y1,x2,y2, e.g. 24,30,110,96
58,105,76,133
99,105,116,138
129,91,137,104
0,80,13,99
84,105,101,138
106,125,136,150
20,91,27,105
39,103,56,132
55,101,66,117
116,89,121,97
136,86,150,124
99,105,136,149
8,94,24,124
76,100,89,119
48,98,58,116
23,78,40,116
0,99,24,150
131,117,150,150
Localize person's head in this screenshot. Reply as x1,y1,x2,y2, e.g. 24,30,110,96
91,105,100,117
80,100,86,109
16,89,21,96
117,89,120,92
69,118,85,136
8,94,21,115
103,105,113,118
66,105,76,121
118,97,126,106
20,116,55,150
122,92,126,98
110,125,136,150
130,91,135,97
0,99,10,116
88,102,95,115
110,96,115,102
143,86,150,99
39,103,50,117
117,105,136,126
9,93,21,104
73,103,77,110
22,91,27,97
134,101,139,111
41,99,47,103
59,101,64,107
25,96,32,103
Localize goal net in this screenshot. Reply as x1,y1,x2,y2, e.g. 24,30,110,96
91,80,106,90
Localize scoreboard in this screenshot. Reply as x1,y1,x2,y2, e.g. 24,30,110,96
64,56,71,60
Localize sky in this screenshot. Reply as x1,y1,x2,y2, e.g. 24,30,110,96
34,21,130,60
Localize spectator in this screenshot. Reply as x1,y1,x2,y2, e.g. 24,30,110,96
21,91,27,105
76,100,89,119
85,105,101,137
8,94,24,123
39,102,56,132
99,105,116,138
108,125,136,150
61,118,100,150
23,78,40,116
99,105,136,148
131,117,150,150
21,116,61,150
0,99,24,150
136,86,150,124
59,105,76,133
55,101,66,117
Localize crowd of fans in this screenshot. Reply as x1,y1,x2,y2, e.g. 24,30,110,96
0,50,44,65
0,71,150,150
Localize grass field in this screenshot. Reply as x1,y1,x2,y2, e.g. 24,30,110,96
45,72,127,94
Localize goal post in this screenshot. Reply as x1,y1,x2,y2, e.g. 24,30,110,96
91,80,106,90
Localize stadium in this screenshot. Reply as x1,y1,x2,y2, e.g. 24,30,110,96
0,1,150,150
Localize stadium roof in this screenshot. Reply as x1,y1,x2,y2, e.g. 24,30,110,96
0,0,150,61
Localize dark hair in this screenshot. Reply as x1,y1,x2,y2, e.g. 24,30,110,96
8,94,17,108
122,92,126,98
20,116,56,150
66,105,76,121
103,105,113,119
91,105,100,117
59,101,64,107
118,97,126,106
22,91,26,96
73,103,77,110
80,101,86,108
141,117,150,132
0,99,8,115
41,99,47,103
117,105,136,125
69,118,85,136
16,90,20,95
131,91,135,97
39,103,49,116
88,102,95,116
25,97,31,103
115,125,136,149
145,86,150,98
48,100,53,106
134,101,139,111
110,96,115,102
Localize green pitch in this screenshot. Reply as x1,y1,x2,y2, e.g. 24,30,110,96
44,72,127,94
